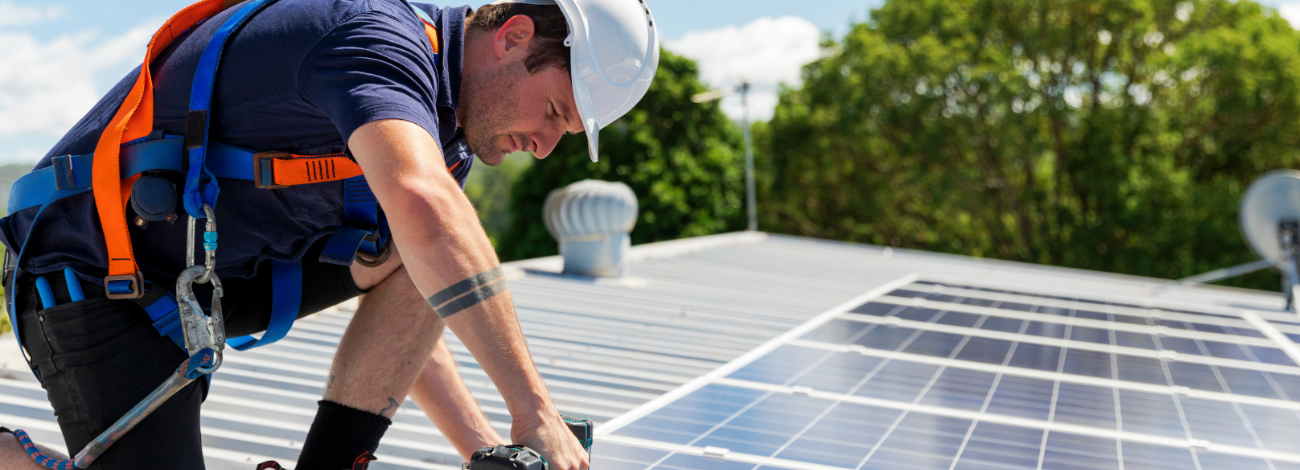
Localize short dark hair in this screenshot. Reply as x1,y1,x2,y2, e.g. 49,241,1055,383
467,4,570,74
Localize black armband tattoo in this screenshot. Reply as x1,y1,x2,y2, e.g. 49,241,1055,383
426,267,504,306
427,267,509,318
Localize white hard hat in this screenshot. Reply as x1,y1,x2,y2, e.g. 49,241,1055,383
491,0,659,162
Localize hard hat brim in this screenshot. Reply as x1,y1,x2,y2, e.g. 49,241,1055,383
583,115,600,162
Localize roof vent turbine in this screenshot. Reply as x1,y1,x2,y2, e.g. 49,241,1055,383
543,180,638,277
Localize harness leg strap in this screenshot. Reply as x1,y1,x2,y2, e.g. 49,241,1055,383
226,260,301,350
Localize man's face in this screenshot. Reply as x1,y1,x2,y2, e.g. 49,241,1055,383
459,61,584,166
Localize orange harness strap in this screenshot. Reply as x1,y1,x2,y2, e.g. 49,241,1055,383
253,152,365,189
94,0,232,298
422,21,440,55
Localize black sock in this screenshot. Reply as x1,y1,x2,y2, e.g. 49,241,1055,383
296,400,392,470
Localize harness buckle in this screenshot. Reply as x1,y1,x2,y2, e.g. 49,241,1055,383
252,151,292,189
103,271,145,299
355,231,392,267
51,155,77,190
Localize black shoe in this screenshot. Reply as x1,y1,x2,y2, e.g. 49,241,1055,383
257,451,378,470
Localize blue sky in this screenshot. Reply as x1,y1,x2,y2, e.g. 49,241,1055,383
0,0,877,164
3,0,1300,164
2,0,875,42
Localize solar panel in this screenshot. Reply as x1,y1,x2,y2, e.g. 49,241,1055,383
594,278,1300,470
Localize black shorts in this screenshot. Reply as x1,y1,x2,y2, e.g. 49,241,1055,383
12,238,364,468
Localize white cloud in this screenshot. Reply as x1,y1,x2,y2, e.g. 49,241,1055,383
9,147,43,164
0,2,65,27
1281,4,1300,29
666,16,822,121
0,25,152,140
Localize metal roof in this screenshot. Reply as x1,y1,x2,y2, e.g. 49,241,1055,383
0,232,1295,469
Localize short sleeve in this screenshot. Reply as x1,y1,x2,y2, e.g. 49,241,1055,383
298,10,441,145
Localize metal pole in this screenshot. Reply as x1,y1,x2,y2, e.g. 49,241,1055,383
1281,221,1300,312
741,82,757,232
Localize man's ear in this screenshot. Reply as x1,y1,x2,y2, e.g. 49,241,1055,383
494,15,536,59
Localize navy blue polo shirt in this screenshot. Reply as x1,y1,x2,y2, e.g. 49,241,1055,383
2,0,474,283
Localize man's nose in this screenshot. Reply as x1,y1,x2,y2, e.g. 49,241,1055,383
530,129,563,160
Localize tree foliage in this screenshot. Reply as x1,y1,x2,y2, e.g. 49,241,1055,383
760,0,1300,289
497,50,746,261
464,152,533,247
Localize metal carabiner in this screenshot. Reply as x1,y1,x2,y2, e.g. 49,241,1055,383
178,203,225,370
176,265,226,363
186,204,219,284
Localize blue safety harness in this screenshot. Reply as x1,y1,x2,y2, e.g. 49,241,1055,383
5,0,439,357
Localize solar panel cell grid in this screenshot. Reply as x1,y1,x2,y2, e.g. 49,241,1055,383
601,281,1300,469
656,454,759,470
1052,382,1117,428
1040,433,1120,470
915,369,997,411
1007,343,1063,371
985,375,1055,420
855,362,940,402
1238,404,1300,453
954,422,1043,468
1062,349,1110,378
977,315,1027,333
801,318,874,344
1265,370,1300,397
794,356,884,394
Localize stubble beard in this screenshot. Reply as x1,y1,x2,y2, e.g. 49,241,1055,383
459,61,528,167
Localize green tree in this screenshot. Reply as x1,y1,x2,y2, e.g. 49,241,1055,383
464,151,533,247
761,0,1300,289
497,50,746,261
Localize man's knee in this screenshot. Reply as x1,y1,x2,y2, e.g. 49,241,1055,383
357,264,430,311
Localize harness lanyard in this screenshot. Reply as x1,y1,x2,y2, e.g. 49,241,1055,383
93,0,234,298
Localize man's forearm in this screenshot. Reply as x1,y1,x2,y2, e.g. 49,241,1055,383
409,333,505,459
349,120,559,427
439,290,556,424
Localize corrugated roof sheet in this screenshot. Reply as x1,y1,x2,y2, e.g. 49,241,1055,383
0,232,1293,469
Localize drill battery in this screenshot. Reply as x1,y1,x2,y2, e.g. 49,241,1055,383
465,415,593,470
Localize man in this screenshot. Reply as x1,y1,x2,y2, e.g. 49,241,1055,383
0,0,658,468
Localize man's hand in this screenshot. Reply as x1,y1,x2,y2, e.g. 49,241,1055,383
511,414,590,470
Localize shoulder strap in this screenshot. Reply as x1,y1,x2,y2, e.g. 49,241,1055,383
409,4,441,54
95,0,233,298
183,0,280,217
95,0,279,298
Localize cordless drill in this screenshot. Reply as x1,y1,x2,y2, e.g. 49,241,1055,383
464,415,593,470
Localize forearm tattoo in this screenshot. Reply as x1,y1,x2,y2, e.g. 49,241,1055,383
426,266,509,318
379,397,400,417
